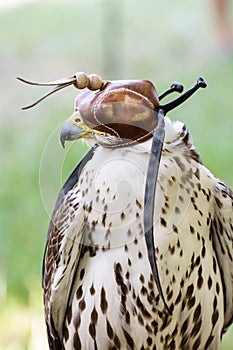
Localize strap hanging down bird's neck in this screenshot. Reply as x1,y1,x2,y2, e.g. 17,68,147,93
144,78,207,315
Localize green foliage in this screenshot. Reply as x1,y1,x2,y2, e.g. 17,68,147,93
0,0,232,348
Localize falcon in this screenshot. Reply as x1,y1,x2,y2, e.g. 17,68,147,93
18,73,233,349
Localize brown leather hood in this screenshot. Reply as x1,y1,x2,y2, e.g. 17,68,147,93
75,79,160,143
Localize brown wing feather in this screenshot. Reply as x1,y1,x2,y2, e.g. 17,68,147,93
43,188,85,349
212,180,233,334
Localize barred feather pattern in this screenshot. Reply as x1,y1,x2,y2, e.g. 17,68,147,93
43,117,233,350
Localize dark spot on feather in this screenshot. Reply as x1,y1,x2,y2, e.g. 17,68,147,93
186,284,194,298
175,206,180,214
141,286,147,295
204,334,214,349
89,322,96,339
125,310,130,325
194,168,200,179
138,313,144,325
100,287,108,314
197,266,203,289
179,195,184,202
123,328,135,349
147,336,153,346
76,286,83,300
73,313,81,330
187,296,195,309
190,225,195,234
79,299,86,312
138,251,142,258
73,332,81,349
201,245,206,258
181,318,189,335
79,269,85,280
113,334,121,348
193,304,201,324
193,336,201,350
212,309,219,327
167,290,173,301
136,296,151,318
127,229,132,237
140,274,145,284
207,276,212,290
160,217,167,227
169,245,175,255
91,307,98,325
106,319,113,339
175,290,181,305
215,196,223,208
174,156,185,171
213,257,217,274
102,213,107,227
66,305,72,324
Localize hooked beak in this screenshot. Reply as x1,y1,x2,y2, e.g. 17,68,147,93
60,111,106,148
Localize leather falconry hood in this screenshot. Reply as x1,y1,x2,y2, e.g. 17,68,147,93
75,79,160,145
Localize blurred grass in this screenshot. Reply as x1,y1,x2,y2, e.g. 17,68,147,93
0,0,232,348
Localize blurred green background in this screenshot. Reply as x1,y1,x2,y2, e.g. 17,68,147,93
0,0,232,349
